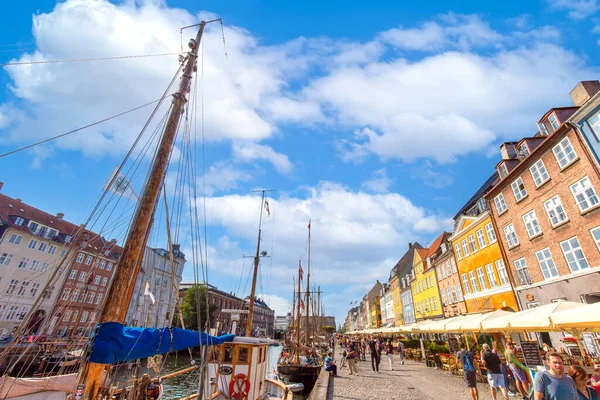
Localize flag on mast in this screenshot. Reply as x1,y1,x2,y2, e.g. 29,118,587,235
300,299,305,309
103,166,139,200
144,281,155,304
264,200,270,217
308,219,311,230
299,261,303,281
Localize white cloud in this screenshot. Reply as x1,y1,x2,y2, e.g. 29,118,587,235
201,162,253,196
411,161,454,189
547,0,599,20
232,142,293,174
361,168,393,193
258,294,291,316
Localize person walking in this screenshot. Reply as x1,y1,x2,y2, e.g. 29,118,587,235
533,352,578,400
385,339,394,371
568,365,599,400
346,344,359,376
397,341,405,365
505,341,530,399
368,337,381,373
482,344,508,399
457,342,479,400
324,352,338,377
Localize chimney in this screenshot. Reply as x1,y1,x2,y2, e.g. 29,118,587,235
408,242,413,249
56,212,64,220
499,143,517,160
570,81,600,107
0,182,3,191
15,198,22,203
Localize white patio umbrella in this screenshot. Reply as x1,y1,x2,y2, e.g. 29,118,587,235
550,302,600,331
459,310,515,332
444,313,484,333
420,316,464,333
481,301,585,332
410,319,438,333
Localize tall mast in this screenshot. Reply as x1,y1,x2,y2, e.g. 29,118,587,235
317,285,321,337
295,260,302,364
245,189,273,336
305,219,311,347
80,21,208,399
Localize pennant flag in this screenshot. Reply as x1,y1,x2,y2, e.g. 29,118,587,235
299,261,303,281
264,200,270,217
103,166,139,200
144,281,156,304
308,219,311,230
300,299,305,309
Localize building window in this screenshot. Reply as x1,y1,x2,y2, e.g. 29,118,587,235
60,249,66,257
514,258,532,285
107,263,113,271
94,275,101,285
476,229,486,248
441,290,447,305
61,288,71,300
29,283,40,297
78,271,87,282
476,267,488,290
17,258,29,269
559,237,589,273
570,176,599,212
522,210,542,238
28,222,39,233
503,224,519,248
48,229,58,238
441,243,447,253
535,248,559,280
63,310,72,322
38,242,47,252
28,239,38,249
469,271,479,292
589,110,600,136
17,282,29,296
81,311,89,323
69,270,77,280
95,293,103,304
0,253,13,266
48,245,57,255
552,137,577,169
591,226,600,252
71,289,80,301
468,235,477,253
456,284,464,301
518,143,530,158
76,253,84,263
530,159,550,187
101,277,108,286
495,259,510,285
461,239,470,257
30,260,40,271
14,217,25,226
499,163,508,179
85,255,93,265
548,113,560,130
544,195,568,226
454,244,462,260
450,258,457,273
511,177,528,202
461,274,470,294
494,193,508,214
8,234,23,245
485,264,498,288
72,310,79,323
6,280,18,294
86,292,95,304
99,260,106,269
484,223,497,244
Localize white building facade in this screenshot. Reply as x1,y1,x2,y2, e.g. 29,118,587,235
125,245,185,328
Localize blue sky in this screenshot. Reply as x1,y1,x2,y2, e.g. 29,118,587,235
1,0,600,326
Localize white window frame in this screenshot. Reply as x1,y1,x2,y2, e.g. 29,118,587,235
589,110,600,136
485,222,497,244
485,263,498,288
95,293,103,305
494,193,508,215
85,255,93,265
468,235,477,253
495,259,510,285
503,224,519,248
570,176,600,212
454,244,462,260
514,258,532,285
76,253,84,263
94,276,101,285
590,226,600,252
27,239,37,249
522,210,542,238
535,248,560,280
450,258,457,273
511,177,528,202
101,277,108,286
469,271,479,292
544,195,568,227
69,270,77,280
61,288,71,300
476,229,486,249
461,273,470,294
78,271,87,282
559,237,589,273
552,137,577,169
476,267,488,290
456,284,464,301
529,159,550,187
461,239,470,257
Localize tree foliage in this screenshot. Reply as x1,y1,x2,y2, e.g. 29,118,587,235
179,285,216,331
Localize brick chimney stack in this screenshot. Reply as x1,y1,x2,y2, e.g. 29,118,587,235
0,182,3,192
570,81,600,107
56,213,64,220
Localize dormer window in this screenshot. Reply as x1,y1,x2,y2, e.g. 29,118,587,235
537,122,549,136
589,110,600,136
499,163,508,179
14,217,25,226
29,222,39,233
548,113,559,130
441,243,447,253
518,143,529,158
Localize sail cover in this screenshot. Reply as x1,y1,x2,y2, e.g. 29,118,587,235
90,322,234,364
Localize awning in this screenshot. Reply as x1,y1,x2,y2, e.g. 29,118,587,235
459,310,515,332
481,301,585,332
550,302,600,331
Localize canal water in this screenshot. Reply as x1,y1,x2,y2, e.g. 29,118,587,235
113,344,284,398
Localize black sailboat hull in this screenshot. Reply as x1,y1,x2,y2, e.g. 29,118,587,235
276,364,321,396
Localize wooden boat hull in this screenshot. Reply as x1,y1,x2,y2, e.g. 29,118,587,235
276,364,321,396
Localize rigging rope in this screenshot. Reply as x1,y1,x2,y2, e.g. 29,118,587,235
0,52,184,67
0,96,172,158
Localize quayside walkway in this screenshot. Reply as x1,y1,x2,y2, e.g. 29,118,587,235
329,350,502,400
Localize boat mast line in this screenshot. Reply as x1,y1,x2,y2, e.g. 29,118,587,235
0,96,172,159
246,189,275,337
79,20,211,400
0,52,184,67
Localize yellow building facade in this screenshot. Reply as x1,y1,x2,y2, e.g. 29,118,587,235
450,212,519,313
389,274,403,326
410,245,444,321
370,299,381,328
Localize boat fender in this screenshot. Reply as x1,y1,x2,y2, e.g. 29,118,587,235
229,373,251,399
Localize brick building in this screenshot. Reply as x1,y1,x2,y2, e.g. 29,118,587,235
486,81,600,349
432,233,467,317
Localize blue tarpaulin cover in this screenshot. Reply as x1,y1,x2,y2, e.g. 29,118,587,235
89,322,234,364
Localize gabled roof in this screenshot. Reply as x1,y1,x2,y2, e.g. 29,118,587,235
391,242,422,279
426,232,446,258
453,172,499,220
416,248,429,259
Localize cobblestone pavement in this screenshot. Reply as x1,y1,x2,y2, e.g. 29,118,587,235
330,350,509,400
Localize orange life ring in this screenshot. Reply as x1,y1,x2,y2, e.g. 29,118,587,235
229,373,251,399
